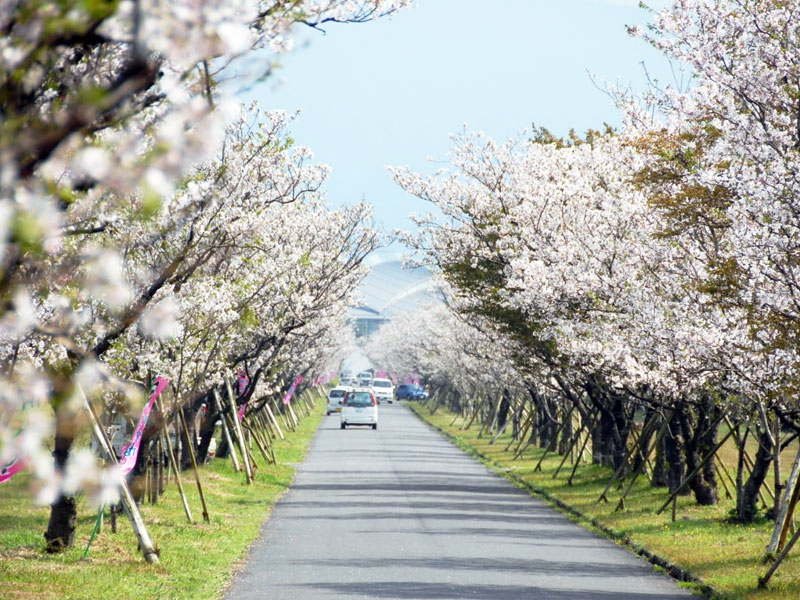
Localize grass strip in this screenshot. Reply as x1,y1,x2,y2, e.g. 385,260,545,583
0,399,324,600
409,402,800,600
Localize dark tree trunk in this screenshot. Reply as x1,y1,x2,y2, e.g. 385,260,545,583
651,434,669,487
44,417,77,553
196,406,217,464
559,407,573,455
512,404,521,440
496,389,511,431
584,376,632,470
179,406,197,470
738,427,773,523
678,398,719,506
633,408,657,475
664,412,688,495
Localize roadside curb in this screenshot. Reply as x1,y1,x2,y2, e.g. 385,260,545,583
408,404,722,599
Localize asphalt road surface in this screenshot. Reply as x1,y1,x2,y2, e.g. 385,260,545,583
224,402,690,600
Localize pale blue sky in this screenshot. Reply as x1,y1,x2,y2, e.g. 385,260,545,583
240,0,673,252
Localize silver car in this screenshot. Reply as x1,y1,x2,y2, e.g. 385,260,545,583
326,386,349,415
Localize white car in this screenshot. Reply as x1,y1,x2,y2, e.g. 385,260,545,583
326,386,349,415
357,371,373,387
371,378,394,404
340,388,378,429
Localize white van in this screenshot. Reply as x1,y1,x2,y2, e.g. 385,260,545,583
371,378,394,404
340,388,378,430
357,371,373,387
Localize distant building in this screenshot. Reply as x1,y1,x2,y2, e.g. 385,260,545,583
349,258,439,337
350,305,387,337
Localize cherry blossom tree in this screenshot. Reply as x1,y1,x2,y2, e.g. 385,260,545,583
0,0,407,551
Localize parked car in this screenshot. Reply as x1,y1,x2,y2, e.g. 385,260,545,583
371,378,394,404
326,386,349,415
341,388,378,429
396,383,428,400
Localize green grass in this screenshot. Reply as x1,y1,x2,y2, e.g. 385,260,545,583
0,398,324,600
410,403,800,600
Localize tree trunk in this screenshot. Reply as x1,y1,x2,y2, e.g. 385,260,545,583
633,408,656,475
738,427,773,522
664,413,688,495
44,419,77,552
496,389,511,432
559,408,573,455
678,399,719,506
651,434,669,487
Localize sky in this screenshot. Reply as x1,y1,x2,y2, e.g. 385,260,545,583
239,0,674,258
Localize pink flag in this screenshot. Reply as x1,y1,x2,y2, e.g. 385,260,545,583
0,457,22,484
119,377,169,475
236,371,251,420
282,375,303,405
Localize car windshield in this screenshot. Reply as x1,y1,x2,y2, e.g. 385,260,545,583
373,381,392,388
346,393,373,407
329,390,345,398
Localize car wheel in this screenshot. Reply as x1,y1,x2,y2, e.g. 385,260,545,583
341,422,346,429
372,423,377,430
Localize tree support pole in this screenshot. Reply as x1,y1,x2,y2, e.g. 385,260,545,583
760,522,800,588
178,405,210,523
713,455,734,500
83,392,159,564
225,380,253,483
656,425,737,514
157,398,192,524
767,444,800,559
614,410,675,510
213,389,240,472
507,406,534,452
567,410,600,486
263,401,285,440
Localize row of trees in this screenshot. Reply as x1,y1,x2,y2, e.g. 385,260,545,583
0,0,409,552
371,0,800,537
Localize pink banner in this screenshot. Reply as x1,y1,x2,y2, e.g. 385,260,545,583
237,371,249,395
376,370,387,379
119,376,169,475
282,375,303,405
236,371,251,420
0,457,22,484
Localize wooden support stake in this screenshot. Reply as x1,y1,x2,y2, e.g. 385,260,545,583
247,424,275,464
760,521,800,588
615,411,675,510
213,389,240,472
264,401,285,440
724,414,773,507
713,455,734,500
767,444,800,559
568,410,601,486
225,380,253,483
159,423,193,524
178,405,210,523
656,425,737,514
82,391,159,564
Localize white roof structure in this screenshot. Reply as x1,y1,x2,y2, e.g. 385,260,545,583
349,258,439,336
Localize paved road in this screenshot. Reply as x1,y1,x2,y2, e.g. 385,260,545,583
224,403,690,599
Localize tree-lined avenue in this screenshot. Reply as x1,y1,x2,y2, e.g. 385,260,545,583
223,404,689,599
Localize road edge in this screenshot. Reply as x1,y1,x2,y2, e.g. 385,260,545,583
407,402,723,600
